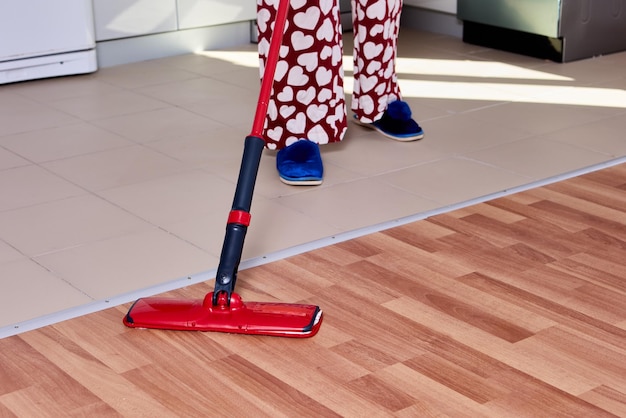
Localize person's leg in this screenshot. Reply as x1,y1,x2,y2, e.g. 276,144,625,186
257,0,348,151
351,0,423,141
350,0,402,123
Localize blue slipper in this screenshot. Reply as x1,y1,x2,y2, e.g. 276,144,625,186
276,139,323,185
354,100,424,141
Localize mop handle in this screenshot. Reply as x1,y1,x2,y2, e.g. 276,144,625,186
250,0,290,138
212,0,291,304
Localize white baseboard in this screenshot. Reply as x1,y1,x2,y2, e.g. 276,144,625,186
0,49,97,84
96,22,252,68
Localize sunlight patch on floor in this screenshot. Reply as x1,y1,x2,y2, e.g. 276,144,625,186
347,78,626,108
197,51,625,108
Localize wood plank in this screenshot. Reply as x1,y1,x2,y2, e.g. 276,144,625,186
580,385,626,417
1,163,625,416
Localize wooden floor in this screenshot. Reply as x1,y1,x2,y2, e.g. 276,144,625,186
1,164,625,417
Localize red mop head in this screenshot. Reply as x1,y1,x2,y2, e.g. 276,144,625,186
123,292,323,338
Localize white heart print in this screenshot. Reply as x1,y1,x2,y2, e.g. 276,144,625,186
308,124,329,144
320,45,333,60
306,104,328,123
369,23,384,37
286,112,306,134
319,0,333,15
363,41,384,60
357,7,365,22
291,31,314,51
334,103,345,122
280,105,296,118
315,67,333,86
274,61,288,82
267,126,283,141
382,44,393,61
366,61,382,74
297,52,319,72
325,112,337,129
375,82,386,96
359,75,378,93
316,18,334,42
359,95,375,114
277,86,293,102
366,0,386,20
383,59,394,78
318,88,332,102
331,45,342,66
357,25,367,44
294,7,320,31
296,86,316,105
257,38,269,59
388,0,399,15
290,0,307,10
334,82,344,101
287,66,309,86
257,8,271,33
267,99,278,120
284,137,300,147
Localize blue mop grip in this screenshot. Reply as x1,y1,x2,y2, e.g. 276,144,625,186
212,135,265,304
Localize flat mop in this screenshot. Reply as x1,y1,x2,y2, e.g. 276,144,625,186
123,0,323,337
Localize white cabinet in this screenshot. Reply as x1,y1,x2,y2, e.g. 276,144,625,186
93,0,178,41
177,0,256,29
1,0,96,84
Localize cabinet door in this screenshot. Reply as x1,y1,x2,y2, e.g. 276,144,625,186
177,0,256,29
1,0,95,60
93,0,177,41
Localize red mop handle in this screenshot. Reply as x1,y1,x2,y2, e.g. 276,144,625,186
250,0,291,138
212,0,292,305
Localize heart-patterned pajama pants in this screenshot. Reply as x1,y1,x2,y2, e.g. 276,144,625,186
257,0,403,150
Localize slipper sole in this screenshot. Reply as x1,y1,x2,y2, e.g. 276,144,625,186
279,176,323,186
353,115,424,142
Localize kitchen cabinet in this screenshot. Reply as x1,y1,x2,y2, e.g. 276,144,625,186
0,0,96,84
177,0,256,29
93,0,178,41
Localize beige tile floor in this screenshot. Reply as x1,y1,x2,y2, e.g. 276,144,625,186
1,29,625,337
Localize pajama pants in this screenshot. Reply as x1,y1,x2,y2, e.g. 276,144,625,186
257,0,403,150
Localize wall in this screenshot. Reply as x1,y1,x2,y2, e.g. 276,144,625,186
94,0,256,67
94,0,460,67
